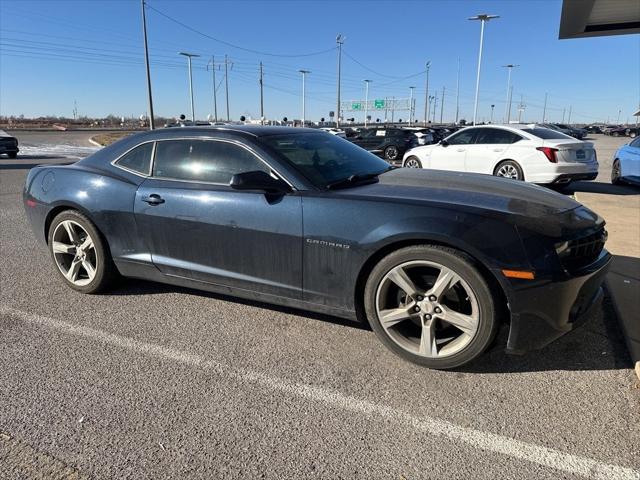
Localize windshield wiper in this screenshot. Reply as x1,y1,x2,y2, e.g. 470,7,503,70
326,166,395,190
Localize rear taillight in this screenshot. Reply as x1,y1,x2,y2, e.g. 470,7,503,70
536,146,558,163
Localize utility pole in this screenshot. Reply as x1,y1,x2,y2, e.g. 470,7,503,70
299,69,310,127
432,93,438,123
568,105,572,124
455,57,460,125
490,104,495,123
259,62,264,124
440,86,445,124
363,79,371,127
469,14,500,125
617,109,622,124
562,108,566,123
224,54,231,121
179,52,200,123
73,100,78,120
141,0,154,129
409,86,415,124
542,92,548,123
207,56,218,122
391,96,395,123
423,61,431,126
517,94,525,123
502,64,519,123
336,34,345,128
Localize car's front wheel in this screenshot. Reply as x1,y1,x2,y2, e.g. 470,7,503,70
364,245,498,369
611,159,623,185
404,156,422,168
48,210,117,293
384,145,399,161
494,160,524,181
630,131,637,138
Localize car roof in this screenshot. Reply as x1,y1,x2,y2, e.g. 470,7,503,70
155,125,317,138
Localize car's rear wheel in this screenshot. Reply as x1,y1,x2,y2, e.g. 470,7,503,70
612,131,620,137
611,159,623,185
494,160,524,181
404,156,422,168
48,210,116,293
8,152,17,159
630,131,637,138
384,145,399,161
364,245,498,369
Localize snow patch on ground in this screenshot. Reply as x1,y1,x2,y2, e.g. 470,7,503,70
18,143,101,159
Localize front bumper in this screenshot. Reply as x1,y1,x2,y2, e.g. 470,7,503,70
504,249,612,354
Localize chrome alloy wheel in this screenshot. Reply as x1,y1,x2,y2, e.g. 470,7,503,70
405,157,421,168
51,220,97,286
375,261,479,358
496,164,519,179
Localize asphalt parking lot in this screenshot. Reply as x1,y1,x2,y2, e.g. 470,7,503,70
1,131,639,479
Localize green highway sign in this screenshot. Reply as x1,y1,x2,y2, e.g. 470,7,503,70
352,102,362,110
374,99,385,109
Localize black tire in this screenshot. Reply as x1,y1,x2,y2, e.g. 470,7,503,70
630,131,637,138
612,131,620,137
611,159,623,185
384,145,399,161
8,152,17,159
364,245,499,369
47,210,117,293
403,156,423,168
493,160,524,181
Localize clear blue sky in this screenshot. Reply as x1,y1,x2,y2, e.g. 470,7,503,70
1,0,638,124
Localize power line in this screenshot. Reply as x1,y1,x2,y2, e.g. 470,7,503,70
145,2,336,58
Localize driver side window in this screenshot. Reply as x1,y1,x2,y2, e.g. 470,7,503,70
447,129,477,145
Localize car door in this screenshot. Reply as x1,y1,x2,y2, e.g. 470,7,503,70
622,137,640,178
134,137,303,299
429,128,478,172
467,128,524,174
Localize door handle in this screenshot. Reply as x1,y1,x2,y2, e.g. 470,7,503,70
493,148,504,152
456,148,466,152
142,194,165,205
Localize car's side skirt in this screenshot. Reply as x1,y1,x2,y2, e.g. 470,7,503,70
115,259,358,322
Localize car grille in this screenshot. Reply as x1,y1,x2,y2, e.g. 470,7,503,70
559,229,607,271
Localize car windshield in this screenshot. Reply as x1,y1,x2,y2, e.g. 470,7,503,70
521,128,574,140
261,132,392,189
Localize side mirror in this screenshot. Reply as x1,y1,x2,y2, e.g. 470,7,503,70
230,171,290,194
440,140,449,147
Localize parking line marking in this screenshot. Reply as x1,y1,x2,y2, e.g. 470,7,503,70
2,305,639,480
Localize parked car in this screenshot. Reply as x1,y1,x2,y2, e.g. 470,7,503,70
402,124,598,185
625,126,639,138
546,123,585,140
404,127,436,146
611,136,640,185
604,126,627,137
585,125,604,134
349,127,419,162
0,130,19,158
22,126,611,369
319,127,346,138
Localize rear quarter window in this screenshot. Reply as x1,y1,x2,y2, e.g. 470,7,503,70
114,142,153,175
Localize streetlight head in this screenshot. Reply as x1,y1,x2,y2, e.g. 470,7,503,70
363,79,371,83
426,60,431,68
299,69,311,74
468,14,500,21
336,34,345,44
179,52,200,58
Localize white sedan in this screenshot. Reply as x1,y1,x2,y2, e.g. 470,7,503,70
319,127,346,138
402,124,598,185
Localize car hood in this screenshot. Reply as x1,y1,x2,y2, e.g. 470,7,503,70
334,168,580,218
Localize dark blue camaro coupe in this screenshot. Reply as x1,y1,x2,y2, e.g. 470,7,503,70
24,126,610,368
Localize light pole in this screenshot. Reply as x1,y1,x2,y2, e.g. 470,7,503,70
179,52,200,123
490,104,495,123
502,64,519,123
455,57,460,125
469,14,499,125
617,109,622,124
141,0,154,129
409,86,415,124
336,34,345,128
542,92,548,123
423,61,431,126
363,79,371,127
299,69,310,127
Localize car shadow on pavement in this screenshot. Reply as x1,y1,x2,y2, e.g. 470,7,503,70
110,278,633,372
108,279,370,331
565,181,639,196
